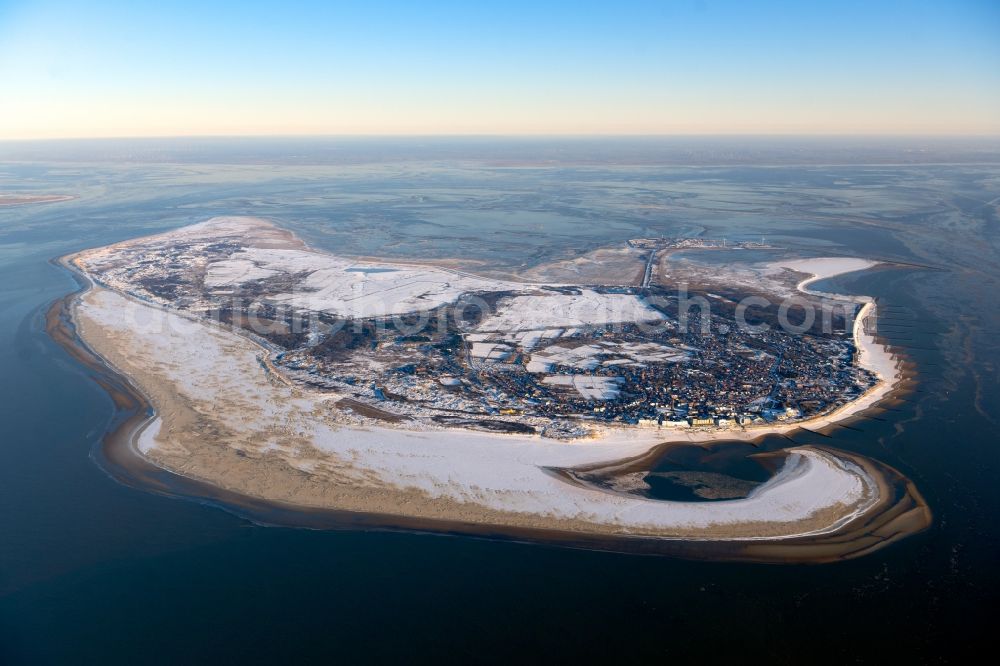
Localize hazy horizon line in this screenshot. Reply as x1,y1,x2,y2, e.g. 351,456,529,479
4,132,1000,143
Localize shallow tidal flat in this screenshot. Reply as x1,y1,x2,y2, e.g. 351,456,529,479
0,193,75,207
52,218,932,562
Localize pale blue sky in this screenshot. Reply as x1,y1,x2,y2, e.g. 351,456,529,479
1,0,998,138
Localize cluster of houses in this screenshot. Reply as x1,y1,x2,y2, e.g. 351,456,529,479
274,289,875,434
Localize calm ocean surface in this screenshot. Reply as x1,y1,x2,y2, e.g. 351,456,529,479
1,141,998,663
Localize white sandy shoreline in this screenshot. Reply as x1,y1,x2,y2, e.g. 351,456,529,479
62,218,911,545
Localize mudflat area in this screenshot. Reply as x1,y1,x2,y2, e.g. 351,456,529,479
0,194,75,207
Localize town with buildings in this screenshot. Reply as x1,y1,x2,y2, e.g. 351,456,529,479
272,292,873,437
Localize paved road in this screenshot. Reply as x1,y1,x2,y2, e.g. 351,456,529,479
641,249,657,287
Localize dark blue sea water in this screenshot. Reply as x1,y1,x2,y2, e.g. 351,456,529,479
1,140,998,663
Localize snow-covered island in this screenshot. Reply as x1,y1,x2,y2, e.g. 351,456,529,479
58,217,930,561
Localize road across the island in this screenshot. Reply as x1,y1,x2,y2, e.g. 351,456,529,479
641,249,656,287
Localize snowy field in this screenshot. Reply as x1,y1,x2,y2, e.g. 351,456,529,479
542,375,625,400
470,342,514,361
208,246,524,318
204,258,281,286
478,290,664,331
525,340,688,373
